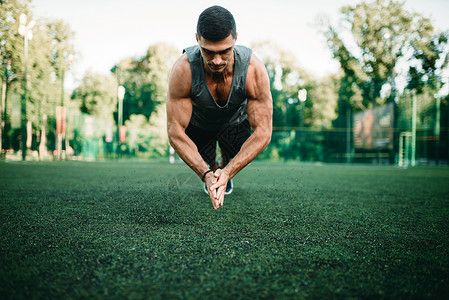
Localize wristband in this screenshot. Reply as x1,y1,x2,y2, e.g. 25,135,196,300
201,169,213,182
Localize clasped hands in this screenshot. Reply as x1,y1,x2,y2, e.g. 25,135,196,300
204,168,230,210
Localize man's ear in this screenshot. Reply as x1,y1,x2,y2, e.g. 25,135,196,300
195,33,199,42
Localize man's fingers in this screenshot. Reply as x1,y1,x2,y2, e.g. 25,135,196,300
210,177,225,191
207,169,229,209
207,178,217,198
216,185,225,201
211,192,223,209
219,191,225,207
209,193,219,209
209,186,224,209
211,183,225,199
211,183,217,199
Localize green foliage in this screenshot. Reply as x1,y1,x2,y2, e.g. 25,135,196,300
0,0,31,81
124,114,153,155
111,43,178,124
109,43,178,158
26,19,59,126
316,0,449,163
144,43,178,102
252,41,307,128
1,1,77,155
45,18,75,79
252,41,339,161
252,41,338,130
397,87,441,130
71,71,118,123
322,0,438,108
307,74,339,128
111,56,157,123
408,31,449,92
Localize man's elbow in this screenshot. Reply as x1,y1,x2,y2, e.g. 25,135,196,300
263,131,271,149
258,127,272,150
167,123,180,147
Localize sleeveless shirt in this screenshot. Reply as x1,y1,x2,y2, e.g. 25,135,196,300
183,45,252,131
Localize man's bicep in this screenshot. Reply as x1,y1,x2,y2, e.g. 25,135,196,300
247,95,272,131
246,56,273,130
167,94,192,131
167,56,193,131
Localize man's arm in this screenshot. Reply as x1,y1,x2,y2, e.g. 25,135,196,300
166,54,220,208
211,53,273,203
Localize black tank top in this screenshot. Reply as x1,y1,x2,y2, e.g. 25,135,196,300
183,45,252,131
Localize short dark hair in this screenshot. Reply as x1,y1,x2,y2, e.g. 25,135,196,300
196,5,237,41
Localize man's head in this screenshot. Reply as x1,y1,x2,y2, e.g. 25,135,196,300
196,5,237,41
196,6,237,74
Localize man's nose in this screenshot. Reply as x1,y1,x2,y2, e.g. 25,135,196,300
212,55,222,65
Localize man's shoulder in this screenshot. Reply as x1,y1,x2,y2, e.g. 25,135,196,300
169,53,192,97
172,53,191,76
245,51,270,99
247,51,265,76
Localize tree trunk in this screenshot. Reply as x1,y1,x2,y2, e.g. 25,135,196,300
0,79,5,157
39,114,48,160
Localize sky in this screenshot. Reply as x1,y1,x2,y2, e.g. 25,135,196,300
31,0,449,89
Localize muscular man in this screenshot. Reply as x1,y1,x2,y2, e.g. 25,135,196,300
166,5,272,209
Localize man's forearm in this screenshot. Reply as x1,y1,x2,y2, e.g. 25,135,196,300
169,132,210,178
223,129,271,179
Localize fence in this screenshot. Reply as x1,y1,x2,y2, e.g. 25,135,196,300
2,95,448,165
263,126,449,166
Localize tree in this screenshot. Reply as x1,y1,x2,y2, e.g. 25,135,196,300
252,41,339,161
144,43,182,156
408,31,449,92
322,0,434,108
124,114,152,156
111,42,179,157
307,74,339,128
46,19,75,89
111,57,156,123
25,18,56,158
44,17,75,159
111,43,178,122
1,1,77,158
71,71,117,123
0,0,31,153
320,0,447,163
252,41,308,127
0,0,30,84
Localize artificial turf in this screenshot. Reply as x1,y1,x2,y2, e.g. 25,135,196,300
0,160,448,299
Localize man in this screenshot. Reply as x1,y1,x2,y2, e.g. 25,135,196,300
166,5,272,209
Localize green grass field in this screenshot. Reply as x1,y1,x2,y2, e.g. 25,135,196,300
1,160,448,299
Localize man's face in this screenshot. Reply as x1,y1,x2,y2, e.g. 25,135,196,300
196,33,237,74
